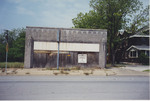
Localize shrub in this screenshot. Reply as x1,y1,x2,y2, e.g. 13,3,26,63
138,52,149,65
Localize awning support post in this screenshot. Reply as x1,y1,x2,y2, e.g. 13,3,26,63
57,30,60,70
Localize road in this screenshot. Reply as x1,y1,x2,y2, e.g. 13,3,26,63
0,76,149,100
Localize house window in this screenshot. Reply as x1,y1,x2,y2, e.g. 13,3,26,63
129,50,138,58
145,51,150,57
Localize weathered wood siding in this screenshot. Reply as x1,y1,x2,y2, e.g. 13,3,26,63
33,52,99,68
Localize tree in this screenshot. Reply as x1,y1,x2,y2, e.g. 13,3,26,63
0,28,25,62
125,5,149,34
72,11,106,29
0,34,6,62
72,0,143,66
9,28,25,62
139,52,149,65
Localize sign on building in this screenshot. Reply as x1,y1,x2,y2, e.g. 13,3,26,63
78,54,87,63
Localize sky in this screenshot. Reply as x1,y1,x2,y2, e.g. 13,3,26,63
0,0,149,31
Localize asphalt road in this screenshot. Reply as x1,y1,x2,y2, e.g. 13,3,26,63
0,76,149,100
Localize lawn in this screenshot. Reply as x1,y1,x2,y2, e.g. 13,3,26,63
143,69,150,72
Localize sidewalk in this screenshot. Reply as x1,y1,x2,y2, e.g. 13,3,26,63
0,67,149,76
121,64,149,72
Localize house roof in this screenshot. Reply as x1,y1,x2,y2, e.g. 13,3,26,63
126,45,150,51
129,34,150,38
129,25,149,38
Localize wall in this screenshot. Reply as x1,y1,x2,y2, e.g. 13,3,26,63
33,52,99,68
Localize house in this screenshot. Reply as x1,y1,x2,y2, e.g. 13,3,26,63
126,26,149,62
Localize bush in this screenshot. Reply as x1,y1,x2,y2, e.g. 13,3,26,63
138,53,149,65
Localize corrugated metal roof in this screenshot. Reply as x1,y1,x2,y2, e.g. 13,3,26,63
127,45,150,51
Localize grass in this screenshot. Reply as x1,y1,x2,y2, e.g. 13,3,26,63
46,66,81,71
143,69,150,72
106,63,126,68
69,66,81,70
0,62,24,68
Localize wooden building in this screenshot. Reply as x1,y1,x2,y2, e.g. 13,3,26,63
24,26,107,68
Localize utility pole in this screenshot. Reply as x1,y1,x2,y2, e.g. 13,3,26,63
57,30,60,70
5,30,9,74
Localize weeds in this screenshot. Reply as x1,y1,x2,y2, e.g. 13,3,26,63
26,72,30,74
2,68,5,72
84,73,90,75
83,70,93,76
12,69,18,74
53,73,58,75
70,66,81,70
61,70,69,75
0,62,24,68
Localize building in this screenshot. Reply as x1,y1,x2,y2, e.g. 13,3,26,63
24,26,107,68
126,26,149,62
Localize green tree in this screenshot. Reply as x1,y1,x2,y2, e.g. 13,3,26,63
139,52,149,65
0,34,6,62
72,0,143,66
0,28,25,62
72,11,106,29
9,28,25,62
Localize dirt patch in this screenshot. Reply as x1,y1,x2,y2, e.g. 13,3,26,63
0,68,149,76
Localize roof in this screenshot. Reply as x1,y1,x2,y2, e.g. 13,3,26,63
26,26,107,32
129,25,149,38
129,35,150,38
126,45,150,51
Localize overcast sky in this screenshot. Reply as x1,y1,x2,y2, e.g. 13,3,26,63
0,0,149,31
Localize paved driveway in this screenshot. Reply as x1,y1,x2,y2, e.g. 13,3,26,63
121,65,149,72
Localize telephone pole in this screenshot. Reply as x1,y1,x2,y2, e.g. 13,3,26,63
5,30,9,74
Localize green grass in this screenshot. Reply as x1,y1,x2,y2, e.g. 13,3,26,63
106,63,126,68
143,69,150,72
0,62,24,68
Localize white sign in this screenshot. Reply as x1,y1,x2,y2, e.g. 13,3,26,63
78,54,87,63
34,41,99,52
